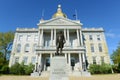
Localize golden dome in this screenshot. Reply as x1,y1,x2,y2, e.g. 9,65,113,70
52,5,67,18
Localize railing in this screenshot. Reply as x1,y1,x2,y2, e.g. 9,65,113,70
36,45,85,50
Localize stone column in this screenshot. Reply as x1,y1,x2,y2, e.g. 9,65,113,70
64,29,67,41
38,29,41,46
80,30,83,46
51,29,53,46
40,29,43,47
38,53,42,66
79,53,82,70
65,53,68,63
35,53,38,63
65,53,67,59
54,29,56,46
67,29,69,46
77,29,80,46
82,53,86,71
68,53,71,66
50,53,53,59
35,53,39,72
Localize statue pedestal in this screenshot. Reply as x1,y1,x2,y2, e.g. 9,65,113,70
49,56,69,80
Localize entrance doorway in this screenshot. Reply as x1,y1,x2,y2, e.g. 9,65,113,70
41,54,50,71
71,53,79,71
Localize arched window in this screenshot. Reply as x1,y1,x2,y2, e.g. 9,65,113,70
90,44,94,52
25,44,30,53
97,35,101,40
101,56,104,64
89,35,93,40
23,56,28,65
92,56,96,64
33,44,37,52
26,35,31,41
31,57,36,64
98,43,102,52
17,44,21,53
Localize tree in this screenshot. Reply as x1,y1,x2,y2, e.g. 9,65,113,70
111,42,120,64
0,52,9,74
0,31,14,60
111,42,120,73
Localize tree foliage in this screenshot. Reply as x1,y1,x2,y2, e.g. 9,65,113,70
0,31,14,60
111,42,120,64
0,52,9,74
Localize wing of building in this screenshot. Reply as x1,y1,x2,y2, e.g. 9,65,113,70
9,5,110,73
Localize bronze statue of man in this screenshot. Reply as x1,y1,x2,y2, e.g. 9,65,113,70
56,31,66,55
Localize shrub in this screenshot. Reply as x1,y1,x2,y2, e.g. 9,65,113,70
24,63,34,75
1,65,9,74
10,62,34,75
89,64,112,74
10,63,25,75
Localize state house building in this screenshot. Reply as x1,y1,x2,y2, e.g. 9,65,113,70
9,5,110,73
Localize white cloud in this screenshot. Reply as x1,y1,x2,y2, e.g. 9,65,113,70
105,29,120,38
106,33,120,38
105,33,115,38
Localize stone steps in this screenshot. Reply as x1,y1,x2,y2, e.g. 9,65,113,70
40,71,91,77
69,71,91,77
41,71,50,77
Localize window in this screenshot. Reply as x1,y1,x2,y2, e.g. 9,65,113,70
92,56,96,64
101,56,104,64
44,40,50,48
97,35,101,40
17,44,21,53
89,35,93,40
18,35,23,41
98,43,102,52
27,35,31,41
34,35,38,41
31,57,36,64
33,44,37,52
25,44,30,52
15,57,19,63
90,44,94,52
23,57,28,65
70,40,73,48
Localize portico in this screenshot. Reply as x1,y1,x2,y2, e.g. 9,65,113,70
35,28,86,72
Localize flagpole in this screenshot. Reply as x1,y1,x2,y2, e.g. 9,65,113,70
75,9,78,20
41,9,45,19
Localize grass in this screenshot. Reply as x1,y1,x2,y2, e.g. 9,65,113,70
0,74,120,80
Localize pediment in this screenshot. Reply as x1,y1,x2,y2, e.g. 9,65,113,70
38,18,82,26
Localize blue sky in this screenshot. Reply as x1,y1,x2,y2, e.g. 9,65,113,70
0,0,120,56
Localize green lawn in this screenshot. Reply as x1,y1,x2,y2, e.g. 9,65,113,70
0,74,120,80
